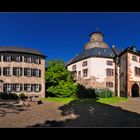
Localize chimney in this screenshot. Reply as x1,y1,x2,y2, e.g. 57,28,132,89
130,45,136,52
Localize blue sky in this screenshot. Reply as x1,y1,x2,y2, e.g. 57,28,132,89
0,12,140,62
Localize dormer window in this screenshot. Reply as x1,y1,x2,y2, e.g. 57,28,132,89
132,55,137,62
106,60,113,66
82,61,87,67
72,65,76,70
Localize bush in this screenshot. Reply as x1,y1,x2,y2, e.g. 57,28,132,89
9,93,19,99
0,92,10,100
75,84,96,99
0,92,19,100
47,80,77,98
19,93,27,99
95,88,113,98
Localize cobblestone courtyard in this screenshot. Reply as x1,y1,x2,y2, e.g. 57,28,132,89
1,98,140,127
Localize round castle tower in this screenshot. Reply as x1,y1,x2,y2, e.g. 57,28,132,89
84,32,109,50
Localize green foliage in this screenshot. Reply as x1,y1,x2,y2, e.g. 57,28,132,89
47,81,77,98
97,97,128,104
75,84,96,99
95,88,113,98
42,97,75,104
42,97,128,105
45,60,77,98
0,92,19,100
10,93,19,99
19,93,27,99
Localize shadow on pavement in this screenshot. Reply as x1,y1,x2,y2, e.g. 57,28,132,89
29,98,140,127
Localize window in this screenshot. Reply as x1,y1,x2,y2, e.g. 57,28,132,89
106,69,114,76
14,84,20,92
72,65,76,70
3,83,11,92
14,55,21,62
3,55,11,62
34,58,40,64
135,67,140,76
13,67,22,76
72,71,77,78
82,61,87,67
132,55,137,62
78,71,81,78
106,60,113,66
3,67,11,76
24,68,31,76
31,84,41,92
106,82,113,88
32,69,41,77
24,84,31,92
24,56,31,63
83,69,88,77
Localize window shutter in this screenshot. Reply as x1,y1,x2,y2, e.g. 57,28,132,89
24,84,26,91
20,56,22,62
11,55,14,61
11,84,14,91
31,84,34,91
24,68,26,76
39,70,41,77
20,68,22,76
31,69,33,76
3,84,6,92
39,84,41,91
20,84,22,91
3,55,5,61
13,67,15,76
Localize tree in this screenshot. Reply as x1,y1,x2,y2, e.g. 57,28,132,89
45,60,77,97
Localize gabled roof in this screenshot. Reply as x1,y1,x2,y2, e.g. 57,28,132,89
66,47,117,66
0,46,45,57
112,46,121,56
119,46,140,57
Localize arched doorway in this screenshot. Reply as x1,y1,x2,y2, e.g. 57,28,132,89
131,83,139,97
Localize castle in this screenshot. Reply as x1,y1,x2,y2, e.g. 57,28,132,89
67,32,140,97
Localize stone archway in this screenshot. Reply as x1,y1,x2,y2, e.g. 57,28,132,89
131,83,139,97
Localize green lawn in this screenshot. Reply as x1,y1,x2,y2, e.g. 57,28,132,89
97,97,128,105
42,96,128,105
42,97,75,104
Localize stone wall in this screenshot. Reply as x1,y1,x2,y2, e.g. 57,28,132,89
76,76,115,93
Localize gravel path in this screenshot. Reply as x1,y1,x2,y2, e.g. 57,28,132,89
1,98,140,127
0,100,72,128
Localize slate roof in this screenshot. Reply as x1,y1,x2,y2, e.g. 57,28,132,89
112,46,122,56
66,47,121,66
119,46,140,56
0,46,45,57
